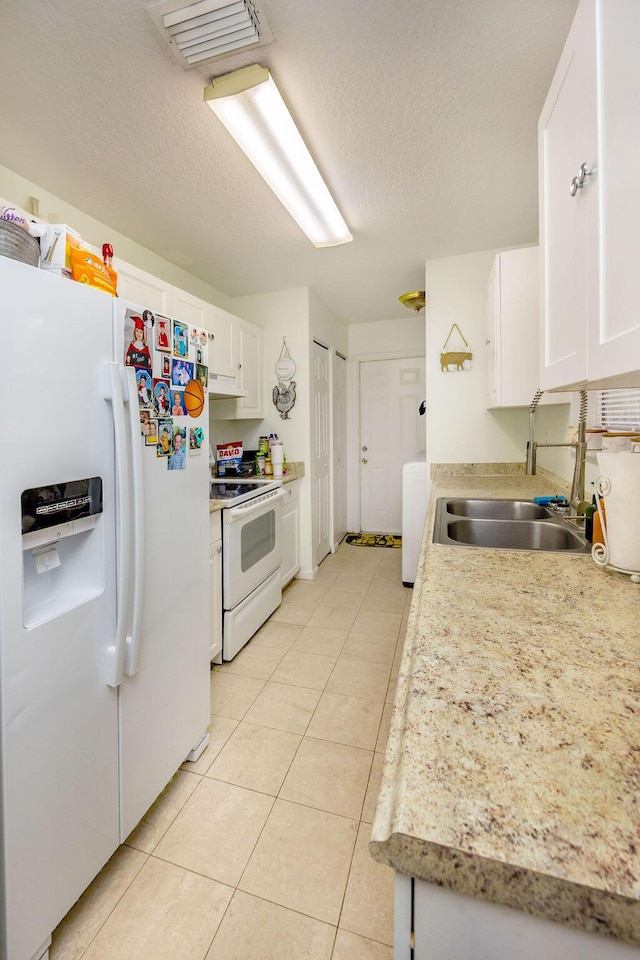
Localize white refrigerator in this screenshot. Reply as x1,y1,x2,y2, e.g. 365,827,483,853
0,257,210,960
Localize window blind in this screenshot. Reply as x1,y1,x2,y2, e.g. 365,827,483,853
595,388,640,430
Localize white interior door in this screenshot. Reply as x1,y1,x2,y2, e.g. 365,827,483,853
332,352,347,548
311,340,331,567
360,357,426,534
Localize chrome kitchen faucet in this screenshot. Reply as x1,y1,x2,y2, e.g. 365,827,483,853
526,389,588,514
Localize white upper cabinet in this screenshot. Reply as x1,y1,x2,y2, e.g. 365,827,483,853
114,259,172,314
210,319,263,419
539,0,640,392
486,248,569,408
170,287,208,329
112,259,244,386
235,321,263,417
170,289,237,381
589,0,640,387
208,305,237,381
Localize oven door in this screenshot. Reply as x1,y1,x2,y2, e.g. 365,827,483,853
222,488,285,610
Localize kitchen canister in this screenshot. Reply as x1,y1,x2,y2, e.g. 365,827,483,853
592,452,640,582
0,218,39,267
601,431,636,452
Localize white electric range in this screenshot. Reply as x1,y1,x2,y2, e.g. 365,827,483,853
210,478,285,659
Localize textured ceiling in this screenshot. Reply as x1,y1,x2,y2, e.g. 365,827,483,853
0,0,578,323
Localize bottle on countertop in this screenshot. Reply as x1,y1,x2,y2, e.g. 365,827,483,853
592,497,606,547
264,455,273,477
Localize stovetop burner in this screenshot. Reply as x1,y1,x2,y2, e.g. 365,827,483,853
212,481,264,498
210,478,282,505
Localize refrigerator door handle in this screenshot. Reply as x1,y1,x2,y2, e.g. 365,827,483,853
123,365,145,677
104,362,132,687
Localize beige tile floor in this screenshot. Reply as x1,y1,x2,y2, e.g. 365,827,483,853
51,541,411,960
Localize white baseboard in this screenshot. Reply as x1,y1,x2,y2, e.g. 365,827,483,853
297,567,318,581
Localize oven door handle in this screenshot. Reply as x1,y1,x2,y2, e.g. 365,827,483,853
225,488,286,519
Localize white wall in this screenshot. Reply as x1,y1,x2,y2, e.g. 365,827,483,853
348,316,425,357
211,287,316,576
309,290,348,355
224,287,311,460
0,163,236,312
425,249,573,482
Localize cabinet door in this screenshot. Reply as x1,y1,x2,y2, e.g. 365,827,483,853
209,538,223,662
115,259,172,314
412,877,639,960
588,0,640,387
499,249,569,406
170,287,208,328
237,322,263,417
209,320,263,419
538,0,597,391
281,484,300,587
485,256,500,408
208,305,236,379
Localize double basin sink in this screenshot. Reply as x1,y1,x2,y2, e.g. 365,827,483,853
433,498,591,554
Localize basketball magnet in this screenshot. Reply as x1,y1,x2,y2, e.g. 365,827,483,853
184,379,205,418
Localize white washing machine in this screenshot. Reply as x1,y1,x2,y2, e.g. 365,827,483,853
402,460,428,586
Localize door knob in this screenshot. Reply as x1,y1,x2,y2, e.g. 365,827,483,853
361,458,368,464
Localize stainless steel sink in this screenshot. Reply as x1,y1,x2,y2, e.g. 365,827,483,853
445,498,554,520
433,498,591,554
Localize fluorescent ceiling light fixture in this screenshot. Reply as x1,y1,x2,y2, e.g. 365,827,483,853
204,65,352,247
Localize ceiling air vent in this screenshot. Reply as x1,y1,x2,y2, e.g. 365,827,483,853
145,0,273,70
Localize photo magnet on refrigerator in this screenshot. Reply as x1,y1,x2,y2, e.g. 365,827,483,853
135,369,152,408
124,309,152,370
157,418,173,457
167,426,186,470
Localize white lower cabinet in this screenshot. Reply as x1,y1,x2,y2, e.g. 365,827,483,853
281,480,300,587
396,875,639,960
209,512,223,663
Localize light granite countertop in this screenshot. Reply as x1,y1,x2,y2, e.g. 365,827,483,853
370,469,640,944
209,462,304,512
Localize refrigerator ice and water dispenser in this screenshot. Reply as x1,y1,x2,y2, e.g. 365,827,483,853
21,477,104,629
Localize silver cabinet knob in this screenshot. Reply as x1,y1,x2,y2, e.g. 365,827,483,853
216,544,222,554
361,445,368,452
361,458,368,464
570,162,592,197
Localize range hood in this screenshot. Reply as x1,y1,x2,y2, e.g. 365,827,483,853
208,377,248,400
